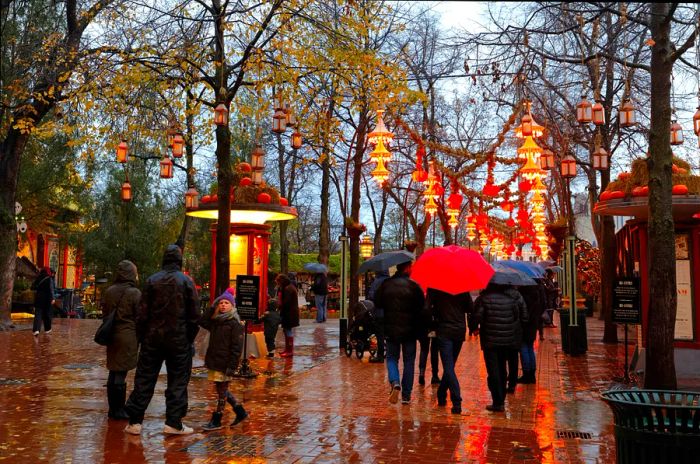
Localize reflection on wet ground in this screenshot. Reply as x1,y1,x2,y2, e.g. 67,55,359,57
0,316,649,463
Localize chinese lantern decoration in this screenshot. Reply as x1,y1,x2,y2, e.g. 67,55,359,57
411,144,428,183
272,109,287,134
531,176,547,193
360,235,373,258
539,148,555,170
214,103,229,126
670,120,684,145
367,109,394,146
447,181,462,230
371,156,390,186
592,100,605,125
121,174,132,202
618,99,636,127
576,95,593,123
172,133,184,158
251,144,265,185
520,112,533,137
370,138,391,185
561,154,577,179
291,129,302,149
517,136,542,160
160,155,173,179
693,107,700,136
515,100,544,138
116,139,128,163
593,146,609,170
185,187,199,209
424,195,438,215
466,218,477,242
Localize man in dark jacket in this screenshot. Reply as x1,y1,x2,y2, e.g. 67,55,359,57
474,283,527,412
32,267,55,336
374,262,426,405
124,245,200,435
276,273,299,357
367,270,390,363
426,288,473,414
311,271,328,323
517,281,546,384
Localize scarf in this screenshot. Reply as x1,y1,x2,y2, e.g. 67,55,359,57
214,308,241,323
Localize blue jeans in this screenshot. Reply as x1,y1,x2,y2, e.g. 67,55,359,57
520,342,536,372
385,339,417,398
315,295,327,322
436,337,463,408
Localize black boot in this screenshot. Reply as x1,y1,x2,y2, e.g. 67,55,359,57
518,370,536,384
231,403,248,426
107,384,130,420
202,411,223,431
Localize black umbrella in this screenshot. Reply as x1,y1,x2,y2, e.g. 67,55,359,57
358,250,415,274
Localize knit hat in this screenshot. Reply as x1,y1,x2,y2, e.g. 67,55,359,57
213,291,236,308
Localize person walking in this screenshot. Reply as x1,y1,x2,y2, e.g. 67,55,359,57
517,281,546,384
374,262,427,405
426,288,472,414
199,291,248,431
474,282,527,412
124,244,201,435
31,267,55,336
540,269,559,340
311,270,328,323
101,260,141,420
261,299,281,358
417,333,440,386
367,270,389,363
276,274,299,358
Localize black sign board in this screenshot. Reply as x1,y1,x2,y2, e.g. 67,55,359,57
612,277,641,324
235,275,260,322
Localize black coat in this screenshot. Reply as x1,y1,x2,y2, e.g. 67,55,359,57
199,308,244,373
474,284,528,350
277,276,299,329
32,271,54,309
374,274,427,343
518,283,546,344
311,273,328,296
136,245,201,346
426,288,473,341
102,260,140,371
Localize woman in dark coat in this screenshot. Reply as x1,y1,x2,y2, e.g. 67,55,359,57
474,283,527,412
101,260,141,420
276,273,299,357
517,282,546,384
32,267,55,336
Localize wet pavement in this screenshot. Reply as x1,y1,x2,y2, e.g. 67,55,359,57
0,315,656,463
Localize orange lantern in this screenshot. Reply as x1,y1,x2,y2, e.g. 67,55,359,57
592,100,605,125
160,156,173,179
251,144,265,171
116,140,128,163
172,133,184,158
367,109,394,146
592,146,609,170
576,95,592,123
214,103,229,126
371,156,390,185
520,112,533,137
291,129,302,149
618,99,636,127
121,176,132,202
561,154,577,179
272,108,287,134
185,187,199,209
693,106,700,136
540,148,555,170
284,103,296,127
670,120,684,145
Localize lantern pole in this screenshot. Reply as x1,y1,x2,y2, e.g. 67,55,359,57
339,234,348,351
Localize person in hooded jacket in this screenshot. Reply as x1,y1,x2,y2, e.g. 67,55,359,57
124,244,201,436
101,260,141,420
426,288,473,414
474,282,527,412
311,271,328,323
276,273,299,357
374,262,427,405
31,267,55,336
517,281,546,384
367,269,390,363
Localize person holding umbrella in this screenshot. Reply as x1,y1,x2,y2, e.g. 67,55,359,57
374,261,427,405
311,269,328,323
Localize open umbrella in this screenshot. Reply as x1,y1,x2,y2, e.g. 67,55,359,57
496,260,545,278
491,263,537,286
303,262,328,273
411,245,494,295
358,250,415,274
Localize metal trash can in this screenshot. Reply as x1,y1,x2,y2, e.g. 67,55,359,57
601,389,700,464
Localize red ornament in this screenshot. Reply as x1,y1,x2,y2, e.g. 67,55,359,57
279,197,289,206
632,186,649,197
240,177,252,187
412,169,428,183
201,195,211,203
518,180,532,193
239,162,252,172
599,191,612,201
482,182,499,197
448,192,463,209
506,218,516,228
609,190,625,200
672,184,689,195
500,200,513,212
211,194,218,202
257,192,272,203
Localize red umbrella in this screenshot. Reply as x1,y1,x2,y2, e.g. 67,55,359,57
411,245,494,295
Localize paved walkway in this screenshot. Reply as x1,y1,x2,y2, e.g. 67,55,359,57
0,315,647,463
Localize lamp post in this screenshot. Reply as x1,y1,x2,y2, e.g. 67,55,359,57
359,234,373,297
339,234,348,350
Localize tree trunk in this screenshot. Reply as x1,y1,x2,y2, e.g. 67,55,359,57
214,123,232,296
600,216,618,343
318,97,335,265
176,94,196,251
348,109,369,319
644,2,677,389
277,136,289,275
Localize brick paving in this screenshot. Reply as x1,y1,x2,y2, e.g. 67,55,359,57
0,314,646,463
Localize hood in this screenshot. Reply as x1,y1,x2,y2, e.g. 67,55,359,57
162,244,183,269
115,260,138,284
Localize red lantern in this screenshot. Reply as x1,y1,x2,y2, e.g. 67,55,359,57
619,99,636,127
592,147,609,170
672,184,689,195
121,178,132,202
116,140,128,163
214,103,228,126
518,180,532,193
160,156,173,179
520,113,533,137
172,133,184,158
291,129,302,149
506,217,516,228
448,192,463,210
592,101,605,125
560,154,577,179
670,120,684,145
540,148,555,170
576,95,592,123
185,187,199,209
482,182,499,197
412,169,427,183
693,107,700,136
500,200,513,212
272,108,287,134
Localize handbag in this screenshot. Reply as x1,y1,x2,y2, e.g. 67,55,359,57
94,290,125,346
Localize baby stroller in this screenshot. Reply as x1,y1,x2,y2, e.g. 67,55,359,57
345,300,379,360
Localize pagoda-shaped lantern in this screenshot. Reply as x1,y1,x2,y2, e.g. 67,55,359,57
371,156,390,186
367,109,394,146
576,95,593,123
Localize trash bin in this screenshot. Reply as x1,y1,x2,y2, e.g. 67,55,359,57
601,389,700,464
559,309,587,355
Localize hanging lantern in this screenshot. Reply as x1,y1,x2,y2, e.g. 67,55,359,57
466,222,476,241
166,124,177,148
291,129,302,149
171,133,185,158
448,214,459,230
592,146,609,170
517,136,542,160
424,195,438,215
693,107,700,136
561,154,577,179
214,103,229,126
284,103,296,127
539,148,555,170
121,177,132,202
160,156,173,179
272,108,287,134
520,112,533,137
251,169,263,185
371,156,390,185
273,94,284,111
360,235,373,258
251,144,265,171
116,140,128,163
576,95,593,123
670,120,684,145
618,99,636,127
531,176,547,193
367,109,394,146
185,187,199,209
592,100,605,125
412,168,428,183
519,153,542,181
369,137,391,163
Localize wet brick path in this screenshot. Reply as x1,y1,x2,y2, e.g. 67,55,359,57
0,315,639,463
